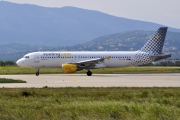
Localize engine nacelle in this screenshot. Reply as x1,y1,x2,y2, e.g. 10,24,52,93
62,64,77,74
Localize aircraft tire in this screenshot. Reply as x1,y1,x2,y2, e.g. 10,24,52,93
36,72,39,76
87,71,92,76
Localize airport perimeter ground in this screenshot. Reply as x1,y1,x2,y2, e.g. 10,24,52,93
0,73,180,88
0,69,180,119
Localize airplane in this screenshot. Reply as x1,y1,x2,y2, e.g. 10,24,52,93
16,27,171,76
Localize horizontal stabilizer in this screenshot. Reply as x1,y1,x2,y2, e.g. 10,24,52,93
150,54,171,61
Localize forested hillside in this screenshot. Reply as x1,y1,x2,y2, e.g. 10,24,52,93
0,31,179,61
56,31,180,58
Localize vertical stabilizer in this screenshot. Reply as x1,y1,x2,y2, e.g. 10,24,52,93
140,27,168,54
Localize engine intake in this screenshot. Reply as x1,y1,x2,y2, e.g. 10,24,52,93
62,64,77,74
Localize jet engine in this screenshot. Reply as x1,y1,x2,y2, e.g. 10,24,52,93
62,64,77,74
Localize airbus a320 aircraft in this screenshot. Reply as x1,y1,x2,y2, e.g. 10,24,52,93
16,27,171,76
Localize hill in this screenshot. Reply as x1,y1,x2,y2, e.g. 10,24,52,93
0,1,180,46
0,30,179,61
55,31,180,57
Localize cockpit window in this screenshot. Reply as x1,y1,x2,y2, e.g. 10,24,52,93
24,56,29,59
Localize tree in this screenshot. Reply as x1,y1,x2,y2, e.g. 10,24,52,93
174,61,180,66
0,61,16,66
5,61,15,66
0,61,5,66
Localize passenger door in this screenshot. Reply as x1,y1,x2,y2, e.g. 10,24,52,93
34,53,39,62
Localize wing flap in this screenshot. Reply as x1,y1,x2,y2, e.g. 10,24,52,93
68,56,110,69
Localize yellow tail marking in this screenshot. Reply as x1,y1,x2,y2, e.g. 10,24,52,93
155,35,159,39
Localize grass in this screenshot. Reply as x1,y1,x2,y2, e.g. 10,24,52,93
0,78,26,83
0,67,179,119
0,66,180,75
0,87,179,119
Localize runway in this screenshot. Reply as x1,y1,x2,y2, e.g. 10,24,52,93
0,73,180,88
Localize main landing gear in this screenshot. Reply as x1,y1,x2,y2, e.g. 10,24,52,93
35,69,92,76
87,70,92,76
36,69,40,76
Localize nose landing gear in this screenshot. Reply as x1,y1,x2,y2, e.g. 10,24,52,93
36,69,40,76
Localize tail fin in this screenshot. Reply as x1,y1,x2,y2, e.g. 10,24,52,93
140,27,168,54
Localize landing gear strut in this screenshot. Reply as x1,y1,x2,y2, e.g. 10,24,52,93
87,70,92,76
36,69,40,76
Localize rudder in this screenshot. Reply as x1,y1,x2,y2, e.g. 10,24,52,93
140,27,168,54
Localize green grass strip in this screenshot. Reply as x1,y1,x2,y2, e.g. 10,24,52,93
0,66,180,75
0,87,179,119
0,78,26,83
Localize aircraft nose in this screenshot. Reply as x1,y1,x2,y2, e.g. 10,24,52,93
16,59,24,67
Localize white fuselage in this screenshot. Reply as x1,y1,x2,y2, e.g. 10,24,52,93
16,27,169,76
16,51,152,69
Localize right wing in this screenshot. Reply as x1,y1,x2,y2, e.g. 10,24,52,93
68,56,111,70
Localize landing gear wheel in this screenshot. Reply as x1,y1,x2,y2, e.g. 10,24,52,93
36,72,39,76
87,71,92,76
36,69,40,76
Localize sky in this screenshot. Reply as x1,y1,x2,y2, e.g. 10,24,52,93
3,0,180,29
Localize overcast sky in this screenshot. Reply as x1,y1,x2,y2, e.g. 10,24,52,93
4,0,180,29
